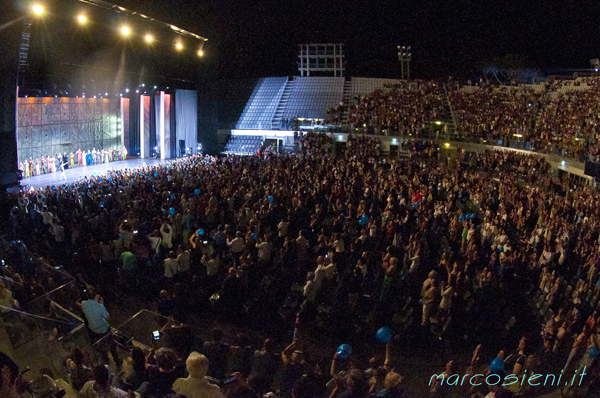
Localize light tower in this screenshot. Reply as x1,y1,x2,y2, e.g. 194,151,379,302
397,46,412,80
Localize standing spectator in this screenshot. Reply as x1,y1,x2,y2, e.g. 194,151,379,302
172,352,223,398
421,271,439,327
164,251,178,280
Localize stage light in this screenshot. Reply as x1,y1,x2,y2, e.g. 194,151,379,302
121,26,131,36
197,50,204,57
145,34,153,43
136,90,139,93
125,88,129,93
77,14,87,24
105,92,108,96
32,4,44,16
153,85,157,89
176,42,183,51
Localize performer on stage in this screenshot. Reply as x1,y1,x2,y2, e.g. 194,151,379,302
35,158,40,176
70,152,75,169
48,155,55,173
86,150,92,166
59,158,67,181
28,157,34,177
18,161,23,176
77,149,83,167
41,156,46,174
122,145,127,160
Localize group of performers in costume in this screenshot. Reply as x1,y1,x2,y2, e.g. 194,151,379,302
19,146,128,178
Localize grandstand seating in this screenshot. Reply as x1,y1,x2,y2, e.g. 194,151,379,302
236,77,287,129
350,77,401,97
279,77,344,121
222,135,264,155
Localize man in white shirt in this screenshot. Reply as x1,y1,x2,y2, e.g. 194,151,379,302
177,245,191,274
161,223,173,249
278,218,289,238
313,256,326,292
256,236,273,267
201,253,220,277
303,272,318,304
296,231,309,266
164,251,178,279
227,231,244,255
172,352,223,398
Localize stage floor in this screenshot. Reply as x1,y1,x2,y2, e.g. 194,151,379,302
21,158,168,189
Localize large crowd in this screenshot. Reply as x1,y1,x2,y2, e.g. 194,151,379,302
1,132,600,398
349,77,600,162
348,81,446,137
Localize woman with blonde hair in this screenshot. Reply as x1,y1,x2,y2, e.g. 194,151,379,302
375,371,403,398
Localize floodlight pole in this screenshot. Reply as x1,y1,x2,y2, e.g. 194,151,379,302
397,45,412,80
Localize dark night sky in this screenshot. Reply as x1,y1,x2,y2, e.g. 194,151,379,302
112,0,600,79
5,0,600,86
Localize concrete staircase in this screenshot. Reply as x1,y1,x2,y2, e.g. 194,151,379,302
271,78,293,130
341,77,353,124
441,88,457,136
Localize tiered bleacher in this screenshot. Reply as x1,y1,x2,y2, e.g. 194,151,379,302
350,77,401,97
280,77,344,120
222,135,263,155
235,77,287,129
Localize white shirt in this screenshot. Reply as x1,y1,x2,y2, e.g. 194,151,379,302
202,256,220,276
80,381,130,398
296,236,309,252
228,237,244,253
278,221,289,237
164,258,178,278
314,265,326,290
161,225,173,249
256,242,273,261
177,251,191,273
334,239,345,253
172,377,223,398
303,280,318,303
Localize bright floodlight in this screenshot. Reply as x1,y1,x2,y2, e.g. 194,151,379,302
32,4,44,15
77,14,87,24
176,42,183,50
145,34,153,43
197,49,204,57
121,26,131,36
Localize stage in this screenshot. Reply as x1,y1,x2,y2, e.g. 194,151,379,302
21,158,168,189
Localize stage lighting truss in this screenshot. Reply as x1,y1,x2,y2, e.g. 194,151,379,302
29,1,208,58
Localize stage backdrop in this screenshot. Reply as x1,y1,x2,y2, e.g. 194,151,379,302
175,90,198,156
16,97,120,162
